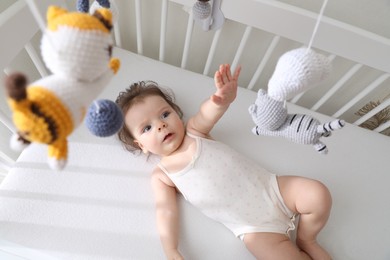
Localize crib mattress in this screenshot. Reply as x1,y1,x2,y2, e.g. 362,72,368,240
0,48,389,260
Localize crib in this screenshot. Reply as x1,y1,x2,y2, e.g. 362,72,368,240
0,0,389,259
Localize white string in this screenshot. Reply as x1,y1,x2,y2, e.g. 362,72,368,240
307,0,329,50
94,100,101,113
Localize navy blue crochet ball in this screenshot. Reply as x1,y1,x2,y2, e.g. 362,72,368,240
85,99,123,137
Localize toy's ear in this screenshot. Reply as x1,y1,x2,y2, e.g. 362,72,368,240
47,6,68,24
257,88,267,98
77,0,90,13
92,8,113,31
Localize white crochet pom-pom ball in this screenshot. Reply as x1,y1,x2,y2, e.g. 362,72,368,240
85,99,123,137
193,0,211,20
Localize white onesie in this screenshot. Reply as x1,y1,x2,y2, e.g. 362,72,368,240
158,134,296,238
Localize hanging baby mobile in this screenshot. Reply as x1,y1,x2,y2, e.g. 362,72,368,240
192,0,224,31
248,0,345,154
4,0,122,170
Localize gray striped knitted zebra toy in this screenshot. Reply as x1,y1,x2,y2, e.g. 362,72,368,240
248,48,345,154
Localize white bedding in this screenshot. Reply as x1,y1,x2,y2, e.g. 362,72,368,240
0,48,389,260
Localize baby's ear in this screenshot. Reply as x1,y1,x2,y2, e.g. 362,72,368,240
134,140,146,153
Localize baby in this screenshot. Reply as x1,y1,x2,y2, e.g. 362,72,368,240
115,64,332,260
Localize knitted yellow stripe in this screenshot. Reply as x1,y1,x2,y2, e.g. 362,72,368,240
47,6,110,33
7,98,54,144
27,87,74,139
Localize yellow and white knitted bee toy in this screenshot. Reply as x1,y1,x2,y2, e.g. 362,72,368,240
5,5,120,170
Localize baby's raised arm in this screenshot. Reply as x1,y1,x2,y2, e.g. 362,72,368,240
187,64,241,137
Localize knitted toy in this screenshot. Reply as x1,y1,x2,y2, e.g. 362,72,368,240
77,0,110,13
192,0,224,31
77,0,118,25
193,0,212,20
4,5,120,170
85,99,123,137
248,47,345,154
76,0,124,138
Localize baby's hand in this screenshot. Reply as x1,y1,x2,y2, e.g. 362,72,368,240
212,64,241,106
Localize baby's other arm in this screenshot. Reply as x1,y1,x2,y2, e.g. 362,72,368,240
151,168,184,260
187,64,241,138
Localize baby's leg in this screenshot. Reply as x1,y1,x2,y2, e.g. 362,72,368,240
243,232,311,259
277,175,332,259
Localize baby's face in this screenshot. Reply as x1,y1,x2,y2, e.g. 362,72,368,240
125,95,185,156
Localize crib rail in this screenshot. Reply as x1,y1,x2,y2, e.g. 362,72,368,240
0,0,40,173
0,0,60,173
121,0,389,136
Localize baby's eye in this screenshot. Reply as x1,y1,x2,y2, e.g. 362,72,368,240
142,125,151,133
161,111,170,119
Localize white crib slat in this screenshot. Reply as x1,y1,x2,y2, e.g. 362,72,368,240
134,0,142,54
0,151,14,167
0,111,15,133
290,92,305,104
110,0,122,48
159,0,168,61
353,98,390,126
247,35,280,90
332,74,390,118
231,26,252,73
24,42,48,77
1,69,15,133
181,11,194,69
114,21,122,48
203,29,222,75
220,0,390,74
374,120,390,133
0,1,39,72
25,0,46,33
310,63,363,111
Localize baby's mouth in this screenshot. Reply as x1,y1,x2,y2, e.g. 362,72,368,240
163,133,173,142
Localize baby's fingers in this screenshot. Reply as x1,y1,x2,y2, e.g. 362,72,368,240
219,64,230,84
214,70,223,87
232,65,241,81
223,64,233,81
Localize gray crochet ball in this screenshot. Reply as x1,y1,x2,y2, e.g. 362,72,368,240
193,1,211,20
85,99,123,137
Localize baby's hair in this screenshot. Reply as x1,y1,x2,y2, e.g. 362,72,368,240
115,81,183,153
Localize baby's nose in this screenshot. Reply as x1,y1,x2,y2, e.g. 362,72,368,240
158,123,167,131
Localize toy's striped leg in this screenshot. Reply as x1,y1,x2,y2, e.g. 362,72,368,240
313,142,328,154
317,119,345,136
48,139,67,170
